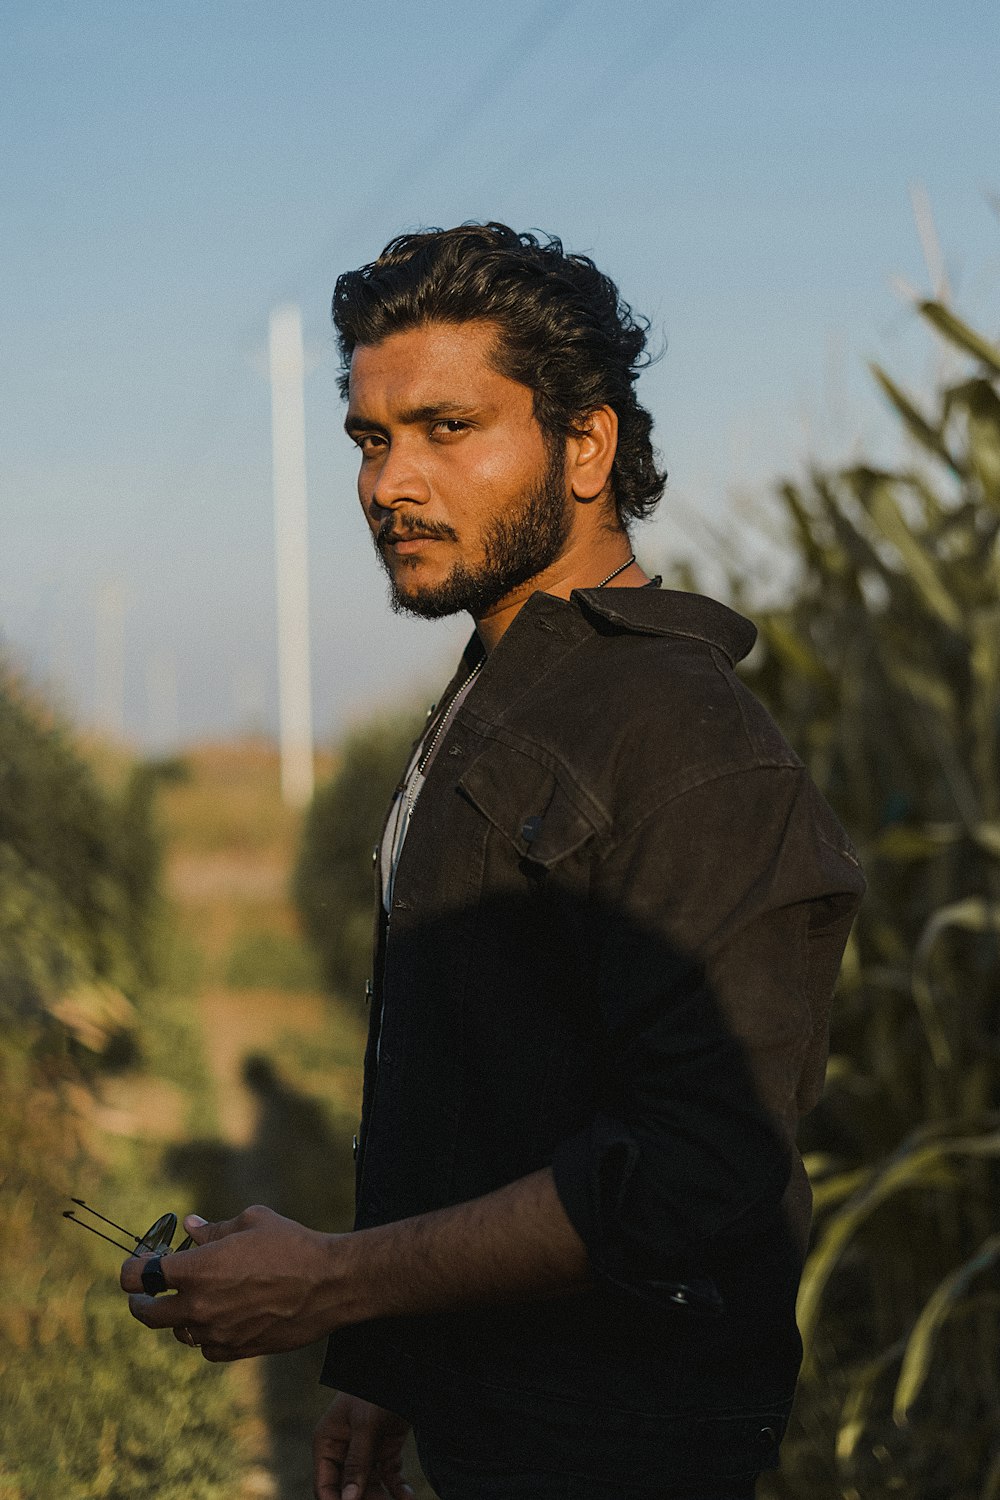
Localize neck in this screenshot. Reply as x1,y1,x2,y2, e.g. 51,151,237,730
474,537,649,653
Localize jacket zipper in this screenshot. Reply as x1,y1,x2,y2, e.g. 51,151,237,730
356,659,483,1202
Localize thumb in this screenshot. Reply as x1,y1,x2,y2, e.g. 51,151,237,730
340,1418,377,1500
182,1213,234,1245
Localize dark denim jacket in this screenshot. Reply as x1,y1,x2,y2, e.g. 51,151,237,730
321,586,865,1482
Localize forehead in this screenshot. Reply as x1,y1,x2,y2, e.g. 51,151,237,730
347,320,528,415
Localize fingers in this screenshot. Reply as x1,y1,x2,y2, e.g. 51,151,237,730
120,1252,155,1295
311,1397,413,1500
120,1208,250,1300
340,1415,377,1500
127,1290,190,1329
313,1398,351,1500
324,1401,375,1500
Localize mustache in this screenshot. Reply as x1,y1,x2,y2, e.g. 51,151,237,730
375,516,458,546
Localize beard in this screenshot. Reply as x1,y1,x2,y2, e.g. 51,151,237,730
374,442,572,620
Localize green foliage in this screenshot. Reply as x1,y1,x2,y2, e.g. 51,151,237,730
0,1044,246,1500
0,672,246,1496
717,298,1000,1497
0,669,168,1049
293,713,423,1007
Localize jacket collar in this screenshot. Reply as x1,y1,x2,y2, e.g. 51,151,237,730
569,585,757,666
448,586,757,732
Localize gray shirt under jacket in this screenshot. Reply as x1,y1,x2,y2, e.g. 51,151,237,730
321,584,865,1491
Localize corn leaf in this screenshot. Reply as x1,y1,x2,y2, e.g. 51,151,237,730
914,898,1000,970
945,378,1000,511
798,1144,959,1354
865,823,960,861
846,468,964,631
777,481,836,575
758,617,831,682
972,822,1000,858
919,300,1000,376
811,1166,870,1215
799,1132,1000,1356
893,1234,1000,1421
881,660,955,720
836,1339,907,1465
870,363,960,473
910,900,1000,1072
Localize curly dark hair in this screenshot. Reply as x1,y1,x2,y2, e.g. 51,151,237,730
331,222,666,529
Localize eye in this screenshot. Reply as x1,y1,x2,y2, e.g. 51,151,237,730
353,432,385,455
431,419,469,438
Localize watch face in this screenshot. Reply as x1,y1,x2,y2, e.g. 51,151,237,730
136,1212,178,1253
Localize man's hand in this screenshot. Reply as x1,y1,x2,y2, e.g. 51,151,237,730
121,1170,588,1364
313,1394,414,1500
119,1204,346,1361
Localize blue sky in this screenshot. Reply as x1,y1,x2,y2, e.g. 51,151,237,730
2,0,998,745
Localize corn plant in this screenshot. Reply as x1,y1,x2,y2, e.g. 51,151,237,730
712,298,1000,1497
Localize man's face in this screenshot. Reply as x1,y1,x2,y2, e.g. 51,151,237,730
345,321,572,619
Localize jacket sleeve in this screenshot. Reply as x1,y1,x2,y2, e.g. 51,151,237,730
549,762,865,1302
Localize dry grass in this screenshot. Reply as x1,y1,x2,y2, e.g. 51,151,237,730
157,740,335,981
159,739,335,859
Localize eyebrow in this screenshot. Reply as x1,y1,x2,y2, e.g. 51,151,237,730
344,402,482,437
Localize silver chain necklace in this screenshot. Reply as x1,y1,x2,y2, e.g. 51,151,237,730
595,552,636,588
419,551,636,773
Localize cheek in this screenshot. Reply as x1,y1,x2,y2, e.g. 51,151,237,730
472,440,545,491
448,440,550,520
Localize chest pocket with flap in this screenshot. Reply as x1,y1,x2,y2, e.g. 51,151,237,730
457,737,605,870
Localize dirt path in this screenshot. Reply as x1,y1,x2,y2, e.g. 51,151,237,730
154,746,341,1498
196,985,330,1143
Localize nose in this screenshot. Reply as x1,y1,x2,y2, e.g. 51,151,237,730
367,437,431,518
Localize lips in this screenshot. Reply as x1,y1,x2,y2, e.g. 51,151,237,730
387,537,438,555
382,532,438,545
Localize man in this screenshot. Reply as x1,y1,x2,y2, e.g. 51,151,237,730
122,224,865,1499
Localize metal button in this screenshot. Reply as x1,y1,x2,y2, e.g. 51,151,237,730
364,980,373,1005
669,1290,688,1306
352,1134,358,1160
371,844,379,866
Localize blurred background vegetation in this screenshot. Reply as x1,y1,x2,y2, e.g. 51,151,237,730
3,288,999,1498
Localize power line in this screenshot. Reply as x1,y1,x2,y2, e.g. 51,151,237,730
139,0,588,529
262,0,587,311
485,0,727,205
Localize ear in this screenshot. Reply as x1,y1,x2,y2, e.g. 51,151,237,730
566,406,618,503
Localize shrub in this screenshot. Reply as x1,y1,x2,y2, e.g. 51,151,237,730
293,713,423,1009
0,668,166,1043
0,667,246,1497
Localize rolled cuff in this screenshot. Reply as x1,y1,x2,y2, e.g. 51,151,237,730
551,1116,747,1316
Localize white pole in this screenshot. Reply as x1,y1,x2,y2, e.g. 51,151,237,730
269,304,314,808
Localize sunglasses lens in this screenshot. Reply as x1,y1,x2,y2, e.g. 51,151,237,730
137,1212,177,1253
